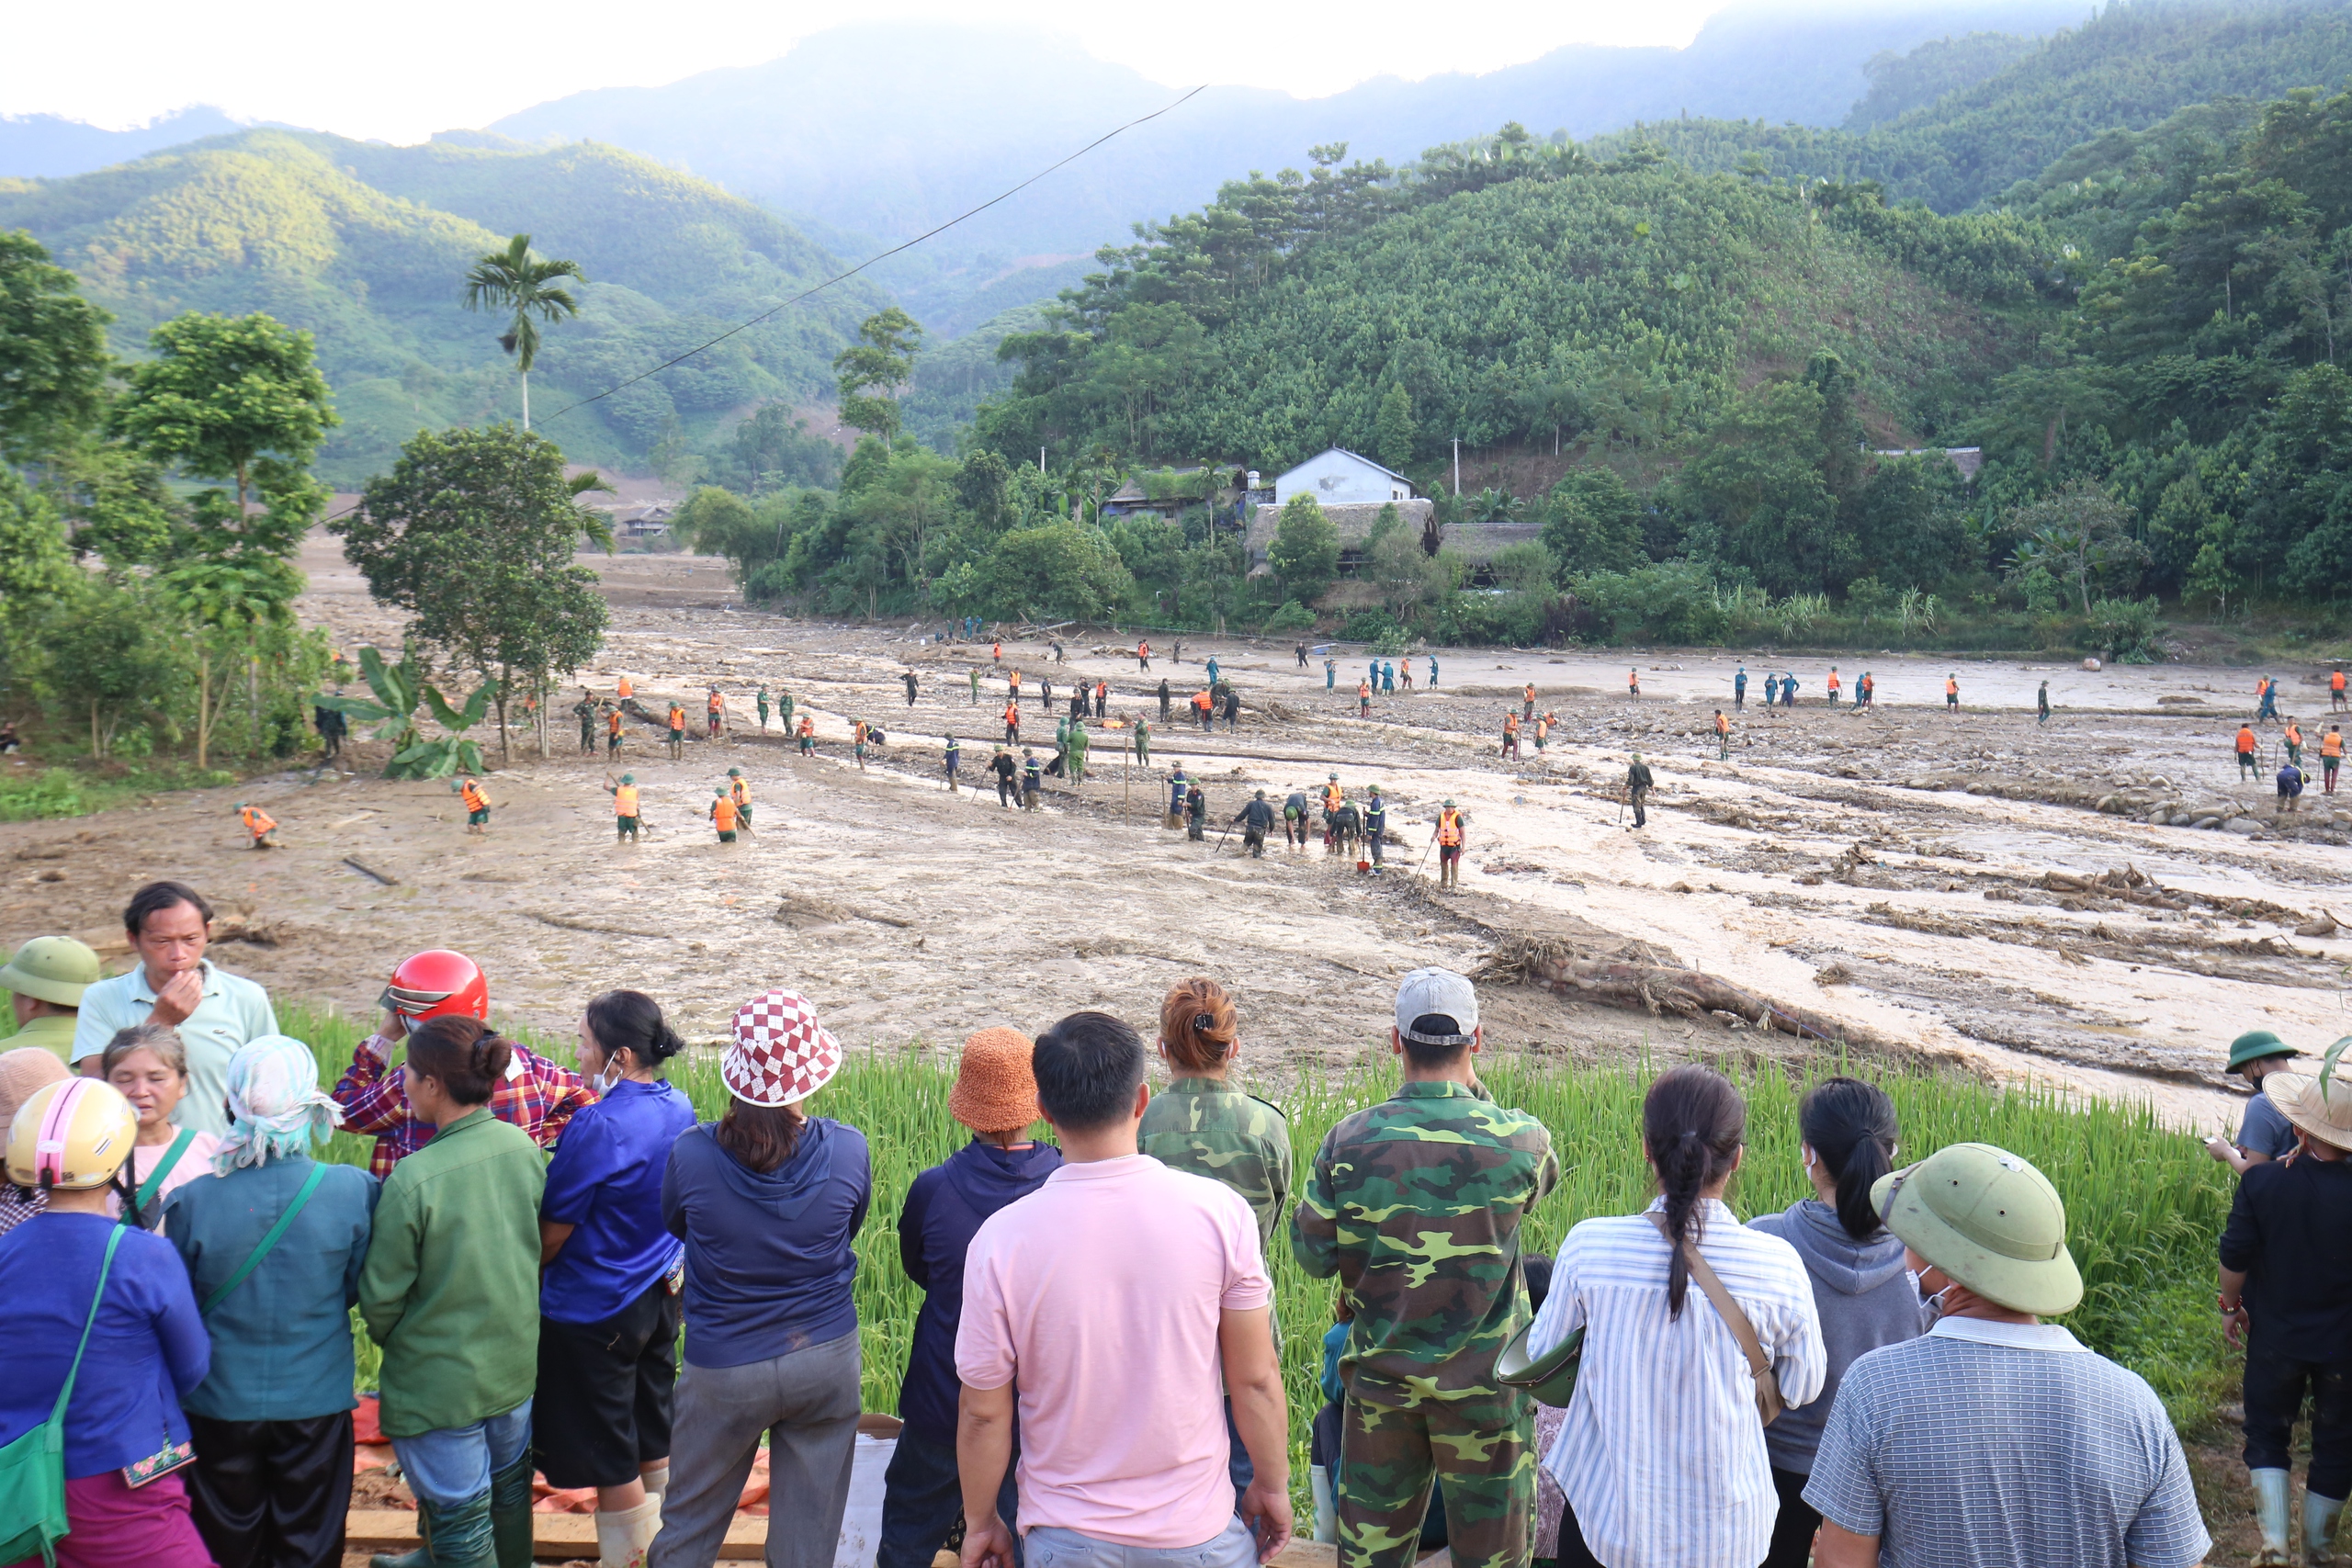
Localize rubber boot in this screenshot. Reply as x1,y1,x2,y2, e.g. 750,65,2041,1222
374,1489,494,1568
490,1453,537,1568
2309,1489,2347,1565
595,1497,662,1568
2252,1468,2292,1566
640,1461,670,1512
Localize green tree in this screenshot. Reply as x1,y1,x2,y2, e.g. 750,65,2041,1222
463,233,586,431
674,486,775,585
110,311,335,526
0,231,111,463
2003,479,2149,614
35,577,185,760
338,424,610,760
1268,492,1340,601
833,307,923,442
983,521,1135,622
1540,468,1646,574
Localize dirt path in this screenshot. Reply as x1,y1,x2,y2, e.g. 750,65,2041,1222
7,542,2346,1141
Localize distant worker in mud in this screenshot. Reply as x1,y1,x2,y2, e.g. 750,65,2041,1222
707,685,725,738
778,688,796,733
2238,724,2261,780
1501,713,1520,759
1625,751,1654,830
1627,668,1641,699
1207,656,1221,688
1159,677,1173,721
797,715,816,756
1133,714,1151,766
1326,658,1338,691
2278,756,2307,813
1322,775,1345,855
1859,671,1874,706
2325,726,2344,794
2258,675,2280,722
2038,681,2051,725
944,734,961,793
667,701,687,761
1535,713,1553,756
1763,672,1780,711
2335,668,2347,712
1168,766,1191,829
854,719,872,771
616,674,634,705
1137,638,1151,671
2285,720,2305,769
904,671,919,708
1021,750,1042,810
1384,660,1396,694
1234,790,1276,858
455,774,491,835
1735,664,1747,710
1332,794,1363,865
1781,672,1800,708
708,787,740,843
1186,778,1208,840
606,773,641,842
728,767,752,830
757,684,771,730
1945,674,1960,713
1195,687,1216,732
1363,787,1388,872
1358,681,1374,719
1067,721,1091,787
1009,668,1022,708
1523,683,1536,722
574,689,597,754
1714,709,1730,761
1400,659,1414,693
236,802,277,850
1297,641,1310,668
1430,799,1466,887
991,745,1016,807
1428,654,1440,689
1003,701,1020,746
1826,667,1842,705
606,706,624,757
1220,686,1240,730
969,666,982,705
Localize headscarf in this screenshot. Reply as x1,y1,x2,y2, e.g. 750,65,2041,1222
212,1034,344,1174
0,1047,70,1139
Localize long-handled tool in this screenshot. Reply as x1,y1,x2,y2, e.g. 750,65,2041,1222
1414,833,1437,882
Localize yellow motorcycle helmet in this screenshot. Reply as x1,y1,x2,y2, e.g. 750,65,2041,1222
6,1077,138,1190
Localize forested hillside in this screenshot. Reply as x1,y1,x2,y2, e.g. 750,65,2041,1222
0,130,880,482
1594,0,2352,211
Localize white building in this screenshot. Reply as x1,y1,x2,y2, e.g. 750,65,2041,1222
1272,448,1414,507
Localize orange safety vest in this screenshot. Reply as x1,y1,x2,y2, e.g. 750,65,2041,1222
713,798,738,831
607,711,622,736
668,705,685,730
614,785,639,817
2327,732,2345,758
2237,728,2257,754
461,782,488,811
2288,725,2303,748
708,692,723,714
731,777,752,806
1004,704,1019,725
616,678,633,699
240,806,275,835
1324,784,1343,810
797,716,813,737
1716,714,1730,735
1505,713,1519,733
1628,671,1639,685
1438,808,1463,846
1523,685,1534,703
1827,673,1841,692
2336,672,2347,693
1138,642,1150,657
1360,682,1372,699
1193,691,1213,710
1946,680,1958,696
1010,671,1021,690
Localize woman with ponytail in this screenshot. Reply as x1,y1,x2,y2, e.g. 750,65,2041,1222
534,992,697,1568
357,1015,547,1568
1527,1066,1826,1568
1747,1076,1923,1568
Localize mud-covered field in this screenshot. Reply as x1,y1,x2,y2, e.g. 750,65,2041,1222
8,538,2346,1136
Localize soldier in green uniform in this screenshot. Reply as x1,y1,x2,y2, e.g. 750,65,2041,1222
572,688,597,755
0,935,102,1063
1067,719,1090,787
1294,967,1558,1568
1133,714,1150,767
757,685,771,730
778,689,797,734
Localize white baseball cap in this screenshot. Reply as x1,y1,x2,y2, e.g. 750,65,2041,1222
1395,967,1479,1046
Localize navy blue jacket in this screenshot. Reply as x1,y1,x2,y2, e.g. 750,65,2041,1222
894,1139,1062,1442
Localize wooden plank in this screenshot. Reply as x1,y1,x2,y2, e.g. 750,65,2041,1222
346,1508,773,1561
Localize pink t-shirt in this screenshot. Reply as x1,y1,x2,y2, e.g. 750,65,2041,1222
956,1154,1271,1548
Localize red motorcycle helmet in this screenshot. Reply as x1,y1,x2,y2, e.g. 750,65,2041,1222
380,950,489,1023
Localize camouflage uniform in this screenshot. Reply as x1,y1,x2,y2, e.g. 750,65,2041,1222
1139,1077,1293,1251
1293,1080,1558,1568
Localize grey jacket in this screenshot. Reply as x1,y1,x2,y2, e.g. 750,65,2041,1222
1747,1197,1928,1472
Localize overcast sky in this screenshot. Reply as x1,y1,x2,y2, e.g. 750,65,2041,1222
6,0,1736,144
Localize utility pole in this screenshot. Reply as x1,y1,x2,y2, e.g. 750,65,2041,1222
1453,437,1461,497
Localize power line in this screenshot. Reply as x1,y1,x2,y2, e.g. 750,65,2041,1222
536,83,1210,426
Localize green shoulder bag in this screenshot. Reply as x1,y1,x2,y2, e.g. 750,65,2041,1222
0,1225,126,1567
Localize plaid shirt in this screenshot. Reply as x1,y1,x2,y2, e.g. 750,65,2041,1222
334,1034,595,1179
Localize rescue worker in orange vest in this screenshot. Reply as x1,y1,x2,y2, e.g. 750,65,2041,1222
1826,668,1842,705
1358,680,1373,718
1945,674,1960,713
854,719,871,771
2335,670,2348,712
236,802,277,849
797,715,816,756
992,640,1003,667
707,686,725,738
606,773,641,842
1431,799,1466,888
667,702,687,760
616,675,633,704
456,774,491,835
1003,701,1021,745
1628,668,1641,699
2286,721,2306,769
2325,726,2345,794
1715,709,1731,761
1502,711,1520,758
1008,668,1022,704
1193,687,1216,731
727,767,753,831
606,706,624,757
1535,713,1553,755
1522,683,1536,722
1137,639,1151,671
709,788,740,843
2237,724,2261,780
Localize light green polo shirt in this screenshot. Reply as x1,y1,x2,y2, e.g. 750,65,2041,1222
71,959,278,1137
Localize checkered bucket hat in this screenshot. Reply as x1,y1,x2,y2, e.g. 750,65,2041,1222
725,989,843,1108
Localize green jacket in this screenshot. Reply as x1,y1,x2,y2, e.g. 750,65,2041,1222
10,1011,77,1063
1140,1077,1292,1252
1292,1079,1558,1398
357,1108,546,1437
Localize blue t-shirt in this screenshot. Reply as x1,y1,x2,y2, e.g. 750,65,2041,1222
2237,1089,2302,1161
662,1117,871,1369
0,1213,210,1477
541,1077,698,1324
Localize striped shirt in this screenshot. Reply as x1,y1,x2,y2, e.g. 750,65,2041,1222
1804,1318,2211,1568
1529,1199,1826,1568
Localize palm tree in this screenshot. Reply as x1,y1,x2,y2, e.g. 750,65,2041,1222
462,234,585,430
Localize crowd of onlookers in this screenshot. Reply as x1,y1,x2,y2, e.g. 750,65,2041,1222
2,876,2344,1568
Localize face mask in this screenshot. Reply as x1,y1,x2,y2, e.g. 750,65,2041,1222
591,1057,624,1094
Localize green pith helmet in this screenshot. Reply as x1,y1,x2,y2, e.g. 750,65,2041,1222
2227,1030,2299,1072
1442,798,1455,807
1371,786,1384,797
235,802,248,810
728,767,741,777
0,936,102,1009
1329,773,1340,781
1872,1142,2082,1316
620,773,635,784
715,789,727,798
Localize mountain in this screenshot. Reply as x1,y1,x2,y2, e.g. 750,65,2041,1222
487,3,2085,316
0,130,884,482
1589,0,2352,210
0,107,245,179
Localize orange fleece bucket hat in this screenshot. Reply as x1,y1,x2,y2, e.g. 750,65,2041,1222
950,1027,1042,1134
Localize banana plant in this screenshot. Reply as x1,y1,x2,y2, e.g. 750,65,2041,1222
316,647,498,779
